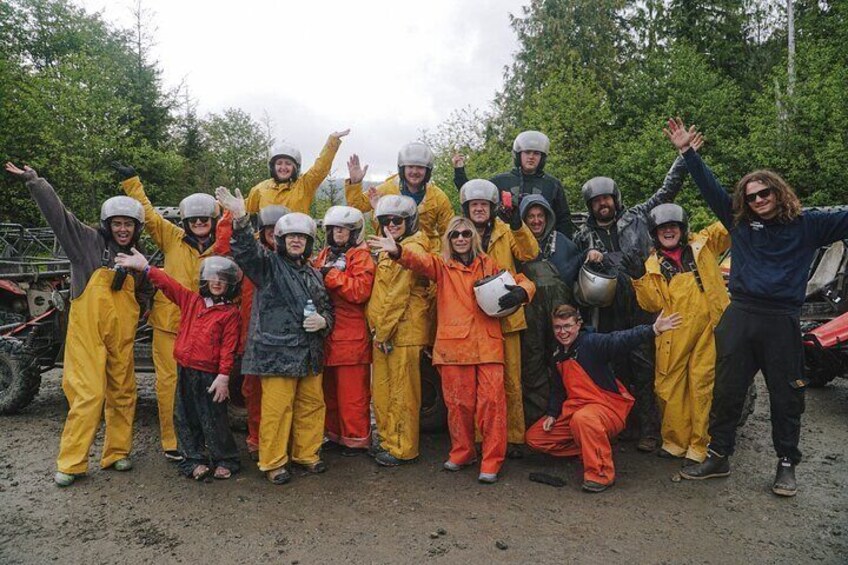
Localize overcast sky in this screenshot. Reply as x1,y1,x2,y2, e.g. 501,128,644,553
75,0,526,181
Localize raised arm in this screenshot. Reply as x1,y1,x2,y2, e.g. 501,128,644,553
452,153,470,191
114,163,183,251
629,155,688,219
807,209,848,248
297,131,347,204
368,232,441,281
216,187,267,286
212,210,235,255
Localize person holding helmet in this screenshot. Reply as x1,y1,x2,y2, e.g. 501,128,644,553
214,204,290,459
453,130,576,238
313,206,375,455
345,142,454,252
368,216,535,483
246,130,350,214
112,162,221,461
623,203,730,465
216,187,333,485
526,305,681,492
517,195,583,425
115,251,243,480
5,162,154,487
571,137,702,453
460,178,539,458
367,195,433,466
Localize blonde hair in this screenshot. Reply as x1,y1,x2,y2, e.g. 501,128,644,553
733,170,801,225
441,216,483,261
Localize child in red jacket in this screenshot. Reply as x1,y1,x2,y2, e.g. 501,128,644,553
117,249,242,480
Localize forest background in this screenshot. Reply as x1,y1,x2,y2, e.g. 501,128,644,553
1,0,846,229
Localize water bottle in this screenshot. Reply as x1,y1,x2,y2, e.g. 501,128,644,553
303,299,317,319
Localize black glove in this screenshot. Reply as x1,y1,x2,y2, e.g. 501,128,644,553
498,284,528,311
621,252,647,280
110,161,137,181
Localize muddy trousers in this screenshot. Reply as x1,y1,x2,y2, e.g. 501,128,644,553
258,373,325,472
152,328,178,451
174,367,240,475
613,341,660,441
525,404,625,485
503,333,526,444
323,364,371,448
372,345,422,460
57,269,138,475
241,374,262,451
440,363,507,475
708,304,805,464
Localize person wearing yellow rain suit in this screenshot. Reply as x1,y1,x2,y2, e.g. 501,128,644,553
4,162,154,487
459,179,540,456
113,162,219,460
366,195,433,466
344,142,454,253
627,203,730,463
245,130,349,214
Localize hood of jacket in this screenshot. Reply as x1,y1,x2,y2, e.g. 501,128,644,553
519,194,556,242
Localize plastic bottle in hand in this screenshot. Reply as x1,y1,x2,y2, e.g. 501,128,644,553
303,299,317,319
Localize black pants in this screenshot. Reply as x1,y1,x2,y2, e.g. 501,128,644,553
612,340,661,439
174,367,241,475
709,304,805,464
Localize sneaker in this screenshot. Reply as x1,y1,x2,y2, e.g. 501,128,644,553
637,436,660,452
478,472,498,484
164,450,184,462
506,444,524,460
112,458,133,472
443,459,476,472
54,471,77,487
679,451,730,480
375,452,405,467
582,480,612,493
772,457,797,497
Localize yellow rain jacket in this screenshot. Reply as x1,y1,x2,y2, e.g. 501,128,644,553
345,176,454,253
631,221,730,461
246,135,342,214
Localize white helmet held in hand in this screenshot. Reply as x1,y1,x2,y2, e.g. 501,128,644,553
474,270,519,318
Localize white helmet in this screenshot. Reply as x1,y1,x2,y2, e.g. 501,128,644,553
459,179,499,205
513,130,550,154
179,193,219,220
374,194,419,237
274,212,317,258
269,144,303,181
199,256,243,300
397,141,435,169
257,205,291,229
573,263,618,308
474,270,519,318
100,196,145,244
323,205,365,245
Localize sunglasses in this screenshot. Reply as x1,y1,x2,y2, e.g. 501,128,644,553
449,229,473,240
744,187,773,203
188,216,212,224
378,216,405,227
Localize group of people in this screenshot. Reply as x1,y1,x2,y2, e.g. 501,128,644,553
6,116,847,497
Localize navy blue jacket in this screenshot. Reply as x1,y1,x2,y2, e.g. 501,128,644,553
683,149,848,313
546,325,654,416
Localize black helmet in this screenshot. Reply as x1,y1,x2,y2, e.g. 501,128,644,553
199,256,242,301
648,203,688,248
581,176,623,212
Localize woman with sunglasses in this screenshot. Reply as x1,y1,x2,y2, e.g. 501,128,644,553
112,162,221,462
368,215,535,484
665,118,848,497
366,195,434,467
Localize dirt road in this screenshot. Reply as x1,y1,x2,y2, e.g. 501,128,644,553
1,370,846,564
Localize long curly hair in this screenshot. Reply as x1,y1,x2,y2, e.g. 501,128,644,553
732,170,801,225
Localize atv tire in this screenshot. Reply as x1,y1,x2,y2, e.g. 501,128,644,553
419,356,447,433
0,338,42,414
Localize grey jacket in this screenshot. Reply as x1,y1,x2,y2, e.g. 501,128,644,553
231,219,334,377
573,156,688,261
25,174,153,304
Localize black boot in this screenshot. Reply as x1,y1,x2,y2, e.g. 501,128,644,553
772,457,797,497
680,451,730,480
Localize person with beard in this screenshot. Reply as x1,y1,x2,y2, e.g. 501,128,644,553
460,179,539,458
367,195,434,467
665,117,848,497
112,162,221,462
517,195,583,426
5,162,154,487
246,129,350,214
313,206,375,455
214,205,290,460
452,130,576,238
572,136,702,453
368,216,535,484
345,142,454,252
625,204,730,465
217,187,334,486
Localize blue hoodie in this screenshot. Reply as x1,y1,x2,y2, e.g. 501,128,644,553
519,194,583,286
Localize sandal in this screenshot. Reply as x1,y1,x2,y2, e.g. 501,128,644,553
192,464,211,481
300,460,327,474
213,466,232,480
266,467,291,485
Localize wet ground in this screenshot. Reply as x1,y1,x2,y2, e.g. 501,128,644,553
1,370,846,564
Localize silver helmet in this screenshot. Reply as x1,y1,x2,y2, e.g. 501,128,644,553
513,131,550,154
257,205,291,229
581,176,622,211
100,196,145,244
649,203,689,247
374,194,419,237
274,212,317,258
199,255,242,300
269,144,303,182
574,263,618,308
179,194,219,233
459,179,499,205
323,205,365,245
397,141,435,169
